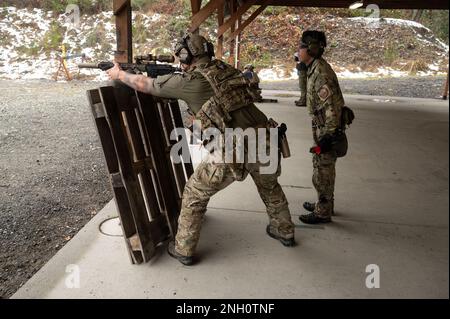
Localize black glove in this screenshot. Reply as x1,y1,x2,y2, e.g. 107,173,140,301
317,134,333,153
296,62,307,71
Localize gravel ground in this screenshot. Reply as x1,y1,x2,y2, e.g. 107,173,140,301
260,75,448,99
0,80,112,298
0,75,447,298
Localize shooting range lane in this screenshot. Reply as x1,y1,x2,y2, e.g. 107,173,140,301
13,92,449,298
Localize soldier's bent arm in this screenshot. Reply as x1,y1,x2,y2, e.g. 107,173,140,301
118,72,157,95
314,75,340,134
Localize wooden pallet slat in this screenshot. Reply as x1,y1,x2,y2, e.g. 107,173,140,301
169,100,195,181
167,100,194,195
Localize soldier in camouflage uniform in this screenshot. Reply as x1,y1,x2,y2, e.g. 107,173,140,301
294,53,307,107
107,32,295,265
297,30,346,224
243,64,260,85
243,64,262,102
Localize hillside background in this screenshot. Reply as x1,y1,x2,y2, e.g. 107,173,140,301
0,0,448,80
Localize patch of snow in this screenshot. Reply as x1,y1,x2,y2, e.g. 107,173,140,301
414,32,448,51
337,68,409,78
434,38,449,52
258,67,297,81
150,13,161,22
336,69,371,79
336,66,447,79
428,63,440,71
377,68,409,77
416,69,447,77
81,48,96,59
348,16,449,51
372,98,397,103
348,17,431,32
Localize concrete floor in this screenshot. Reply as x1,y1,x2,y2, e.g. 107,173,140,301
13,91,449,299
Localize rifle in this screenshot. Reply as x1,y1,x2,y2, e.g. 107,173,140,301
78,54,181,78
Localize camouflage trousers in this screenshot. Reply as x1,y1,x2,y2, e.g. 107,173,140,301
175,153,294,257
312,151,337,217
298,66,307,102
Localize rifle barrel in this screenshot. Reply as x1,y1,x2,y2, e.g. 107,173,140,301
77,63,99,69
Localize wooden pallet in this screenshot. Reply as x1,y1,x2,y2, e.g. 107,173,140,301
87,84,193,264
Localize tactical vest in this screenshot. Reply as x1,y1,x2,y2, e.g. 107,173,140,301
194,60,258,132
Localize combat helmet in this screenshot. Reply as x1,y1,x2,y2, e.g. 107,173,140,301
299,30,327,58
174,32,215,64
244,64,254,71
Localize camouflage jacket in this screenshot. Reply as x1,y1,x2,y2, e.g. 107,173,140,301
306,57,345,138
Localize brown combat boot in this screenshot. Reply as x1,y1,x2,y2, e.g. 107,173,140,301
303,201,335,215
167,241,194,266
266,225,296,247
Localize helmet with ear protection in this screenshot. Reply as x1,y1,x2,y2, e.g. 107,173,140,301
174,32,215,64
300,30,327,58
244,64,254,71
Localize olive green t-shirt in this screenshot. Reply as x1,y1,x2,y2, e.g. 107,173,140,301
150,68,268,129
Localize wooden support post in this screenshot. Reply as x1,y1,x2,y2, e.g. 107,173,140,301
229,3,268,39
234,15,241,68
217,2,224,59
217,0,257,38
189,0,225,33
113,0,132,63
228,0,236,65
190,0,202,34
191,0,202,13
443,67,449,100
113,0,129,13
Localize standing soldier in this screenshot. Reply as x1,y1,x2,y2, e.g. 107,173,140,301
106,32,295,265
243,64,262,101
294,52,307,107
297,30,348,224
243,64,260,87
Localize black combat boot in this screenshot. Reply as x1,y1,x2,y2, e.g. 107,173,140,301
303,202,315,212
167,241,194,266
303,201,335,215
299,212,331,224
266,225,296,247
294,99,306,107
